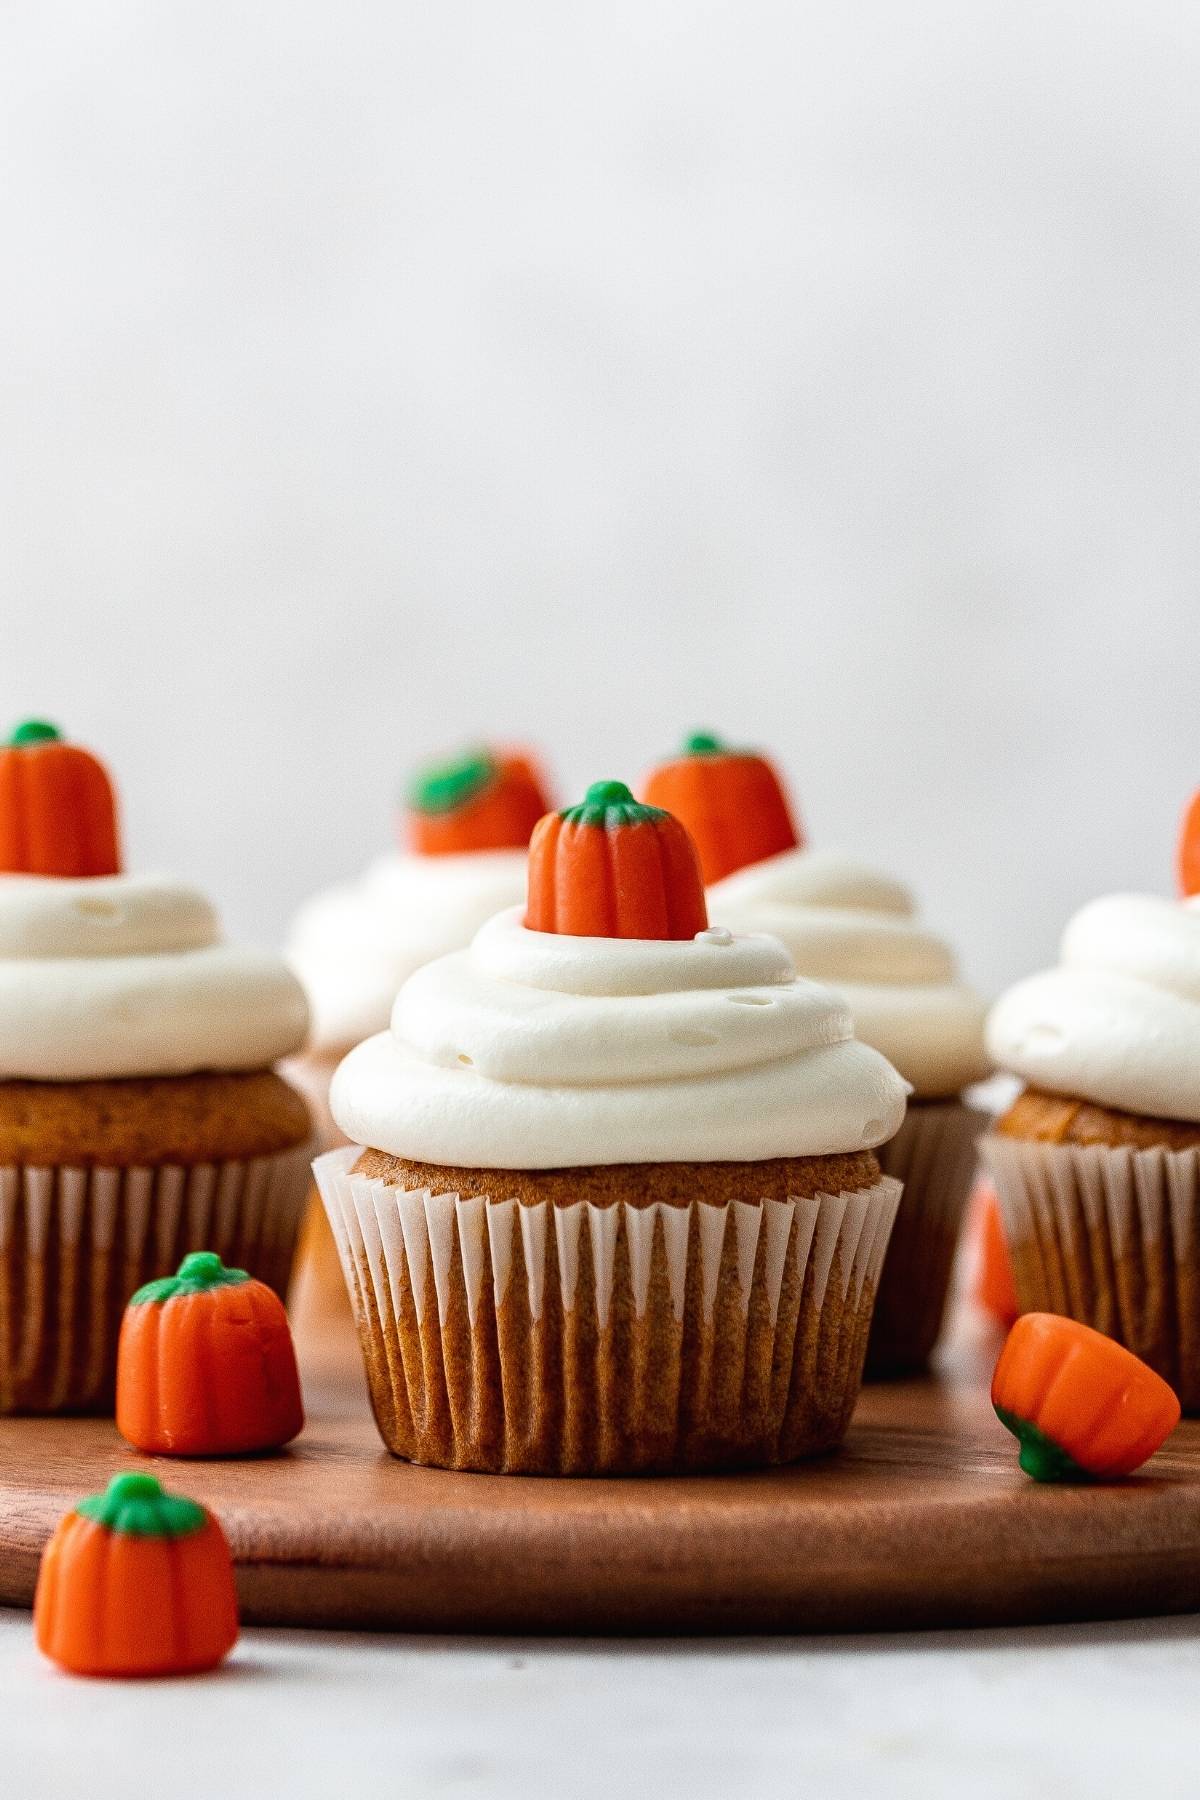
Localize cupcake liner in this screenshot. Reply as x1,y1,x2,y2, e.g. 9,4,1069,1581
279,1054,355,1328
866,1101,989,1374
982,1133,1200,1409
0,1144,313,1414
315,1146,901,1474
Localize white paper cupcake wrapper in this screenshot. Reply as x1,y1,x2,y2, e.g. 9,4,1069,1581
981,1133,1200,1407
867,1101,988,1371
0,1144,313,1414
314,1147,901,1473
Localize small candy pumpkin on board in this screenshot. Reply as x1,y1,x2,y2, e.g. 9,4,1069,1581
0,719,121,878
992,1312,1180,1482
34,1472,238,1677
526,780,708,940
404,747,552,856
1177,790,1200,898
117,1252,303,1456
639,731,801,885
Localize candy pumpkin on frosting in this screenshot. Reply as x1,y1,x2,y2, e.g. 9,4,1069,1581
34,1472,238,1677
640,731,801,885
404,748,551,856
0,719,121,878
526,780,708,939
1177,790,1200,898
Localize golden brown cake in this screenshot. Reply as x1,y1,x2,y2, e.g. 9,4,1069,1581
984,889,1200,1406
315,782,908,1474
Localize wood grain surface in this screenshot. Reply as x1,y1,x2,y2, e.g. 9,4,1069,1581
2,1310,1199,1634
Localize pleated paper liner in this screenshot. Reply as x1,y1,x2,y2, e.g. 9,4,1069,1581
0,1143,313,1414
982,1133,1200,1410
866,1101,989,1375
315,1146,902,1475
280,1054,355,1329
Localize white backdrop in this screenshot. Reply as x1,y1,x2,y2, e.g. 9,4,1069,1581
2,2,1198,999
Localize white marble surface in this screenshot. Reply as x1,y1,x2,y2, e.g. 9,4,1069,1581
3,1608,1198,1799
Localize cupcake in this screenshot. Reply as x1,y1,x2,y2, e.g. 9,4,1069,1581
983,826,1200,1406
314,781,906,1474
285,746,553,1317
642,732,990,1371
0,720,312,1413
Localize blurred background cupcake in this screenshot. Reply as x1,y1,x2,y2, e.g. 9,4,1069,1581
314,780,907,1474
982,794,1200,1406
642,732,991,1372
285,744,554,1322
0,720,312,1413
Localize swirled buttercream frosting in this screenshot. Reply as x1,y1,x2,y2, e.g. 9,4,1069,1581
986,893,1200,1122
707,847,989,1098
0,872,309,1080
287,851,529,1054
329,908,909,1166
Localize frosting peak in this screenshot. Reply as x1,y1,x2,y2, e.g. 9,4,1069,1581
708,847,989,1099
986,893,1200,1123
330,907,909,1167
0,873,308,1081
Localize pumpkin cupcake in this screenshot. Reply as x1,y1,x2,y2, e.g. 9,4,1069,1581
314,780,906,1474
0,720,312,1413
641,732,990,1372
983,801,1200,1406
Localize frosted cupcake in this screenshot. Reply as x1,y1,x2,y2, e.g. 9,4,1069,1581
984,835,1200,1405
314,781,906,1474
0,721,312,1413
642,733,990,1371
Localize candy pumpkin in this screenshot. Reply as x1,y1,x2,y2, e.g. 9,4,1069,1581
526,780,708,939
0,719,121,878
972,1185,1020,1327
404,747,551,855
34,1472,238,1677
116,1251,303,1456
992,1312,1180,1482
640,731,801,885
1177,790,1200,898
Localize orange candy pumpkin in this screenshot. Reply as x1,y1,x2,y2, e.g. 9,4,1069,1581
526,780,708,940
1177,789,1200,898
117,1252,304,1456
992,1312,1180,1482
0,719,121,878
404,747,552,856
640,731,801,885
972,1185,1020,1327
34,1472,238,1677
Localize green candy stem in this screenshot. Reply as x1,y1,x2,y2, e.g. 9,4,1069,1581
407,749,497,815
8,719,62,746
129,1250,250,1307
993,1405,1092,1484
561,780,667,830
683,731,727,755
76,1472,207,1539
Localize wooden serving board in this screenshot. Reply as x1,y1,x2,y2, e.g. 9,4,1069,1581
3,1308,1200,1634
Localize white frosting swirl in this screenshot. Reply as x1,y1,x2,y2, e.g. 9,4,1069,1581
286,850,529,1054
986,894,1200,1122
0,873,309,1081
330,908,909,1167
707,847,989,1098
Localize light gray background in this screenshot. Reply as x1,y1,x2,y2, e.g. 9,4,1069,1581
3,2,1198,998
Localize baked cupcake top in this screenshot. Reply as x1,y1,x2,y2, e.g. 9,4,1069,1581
0,721,308,1082
330,781,909,1167
640,734,988,1099
287,746,552,1056
986,893,1200,1124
